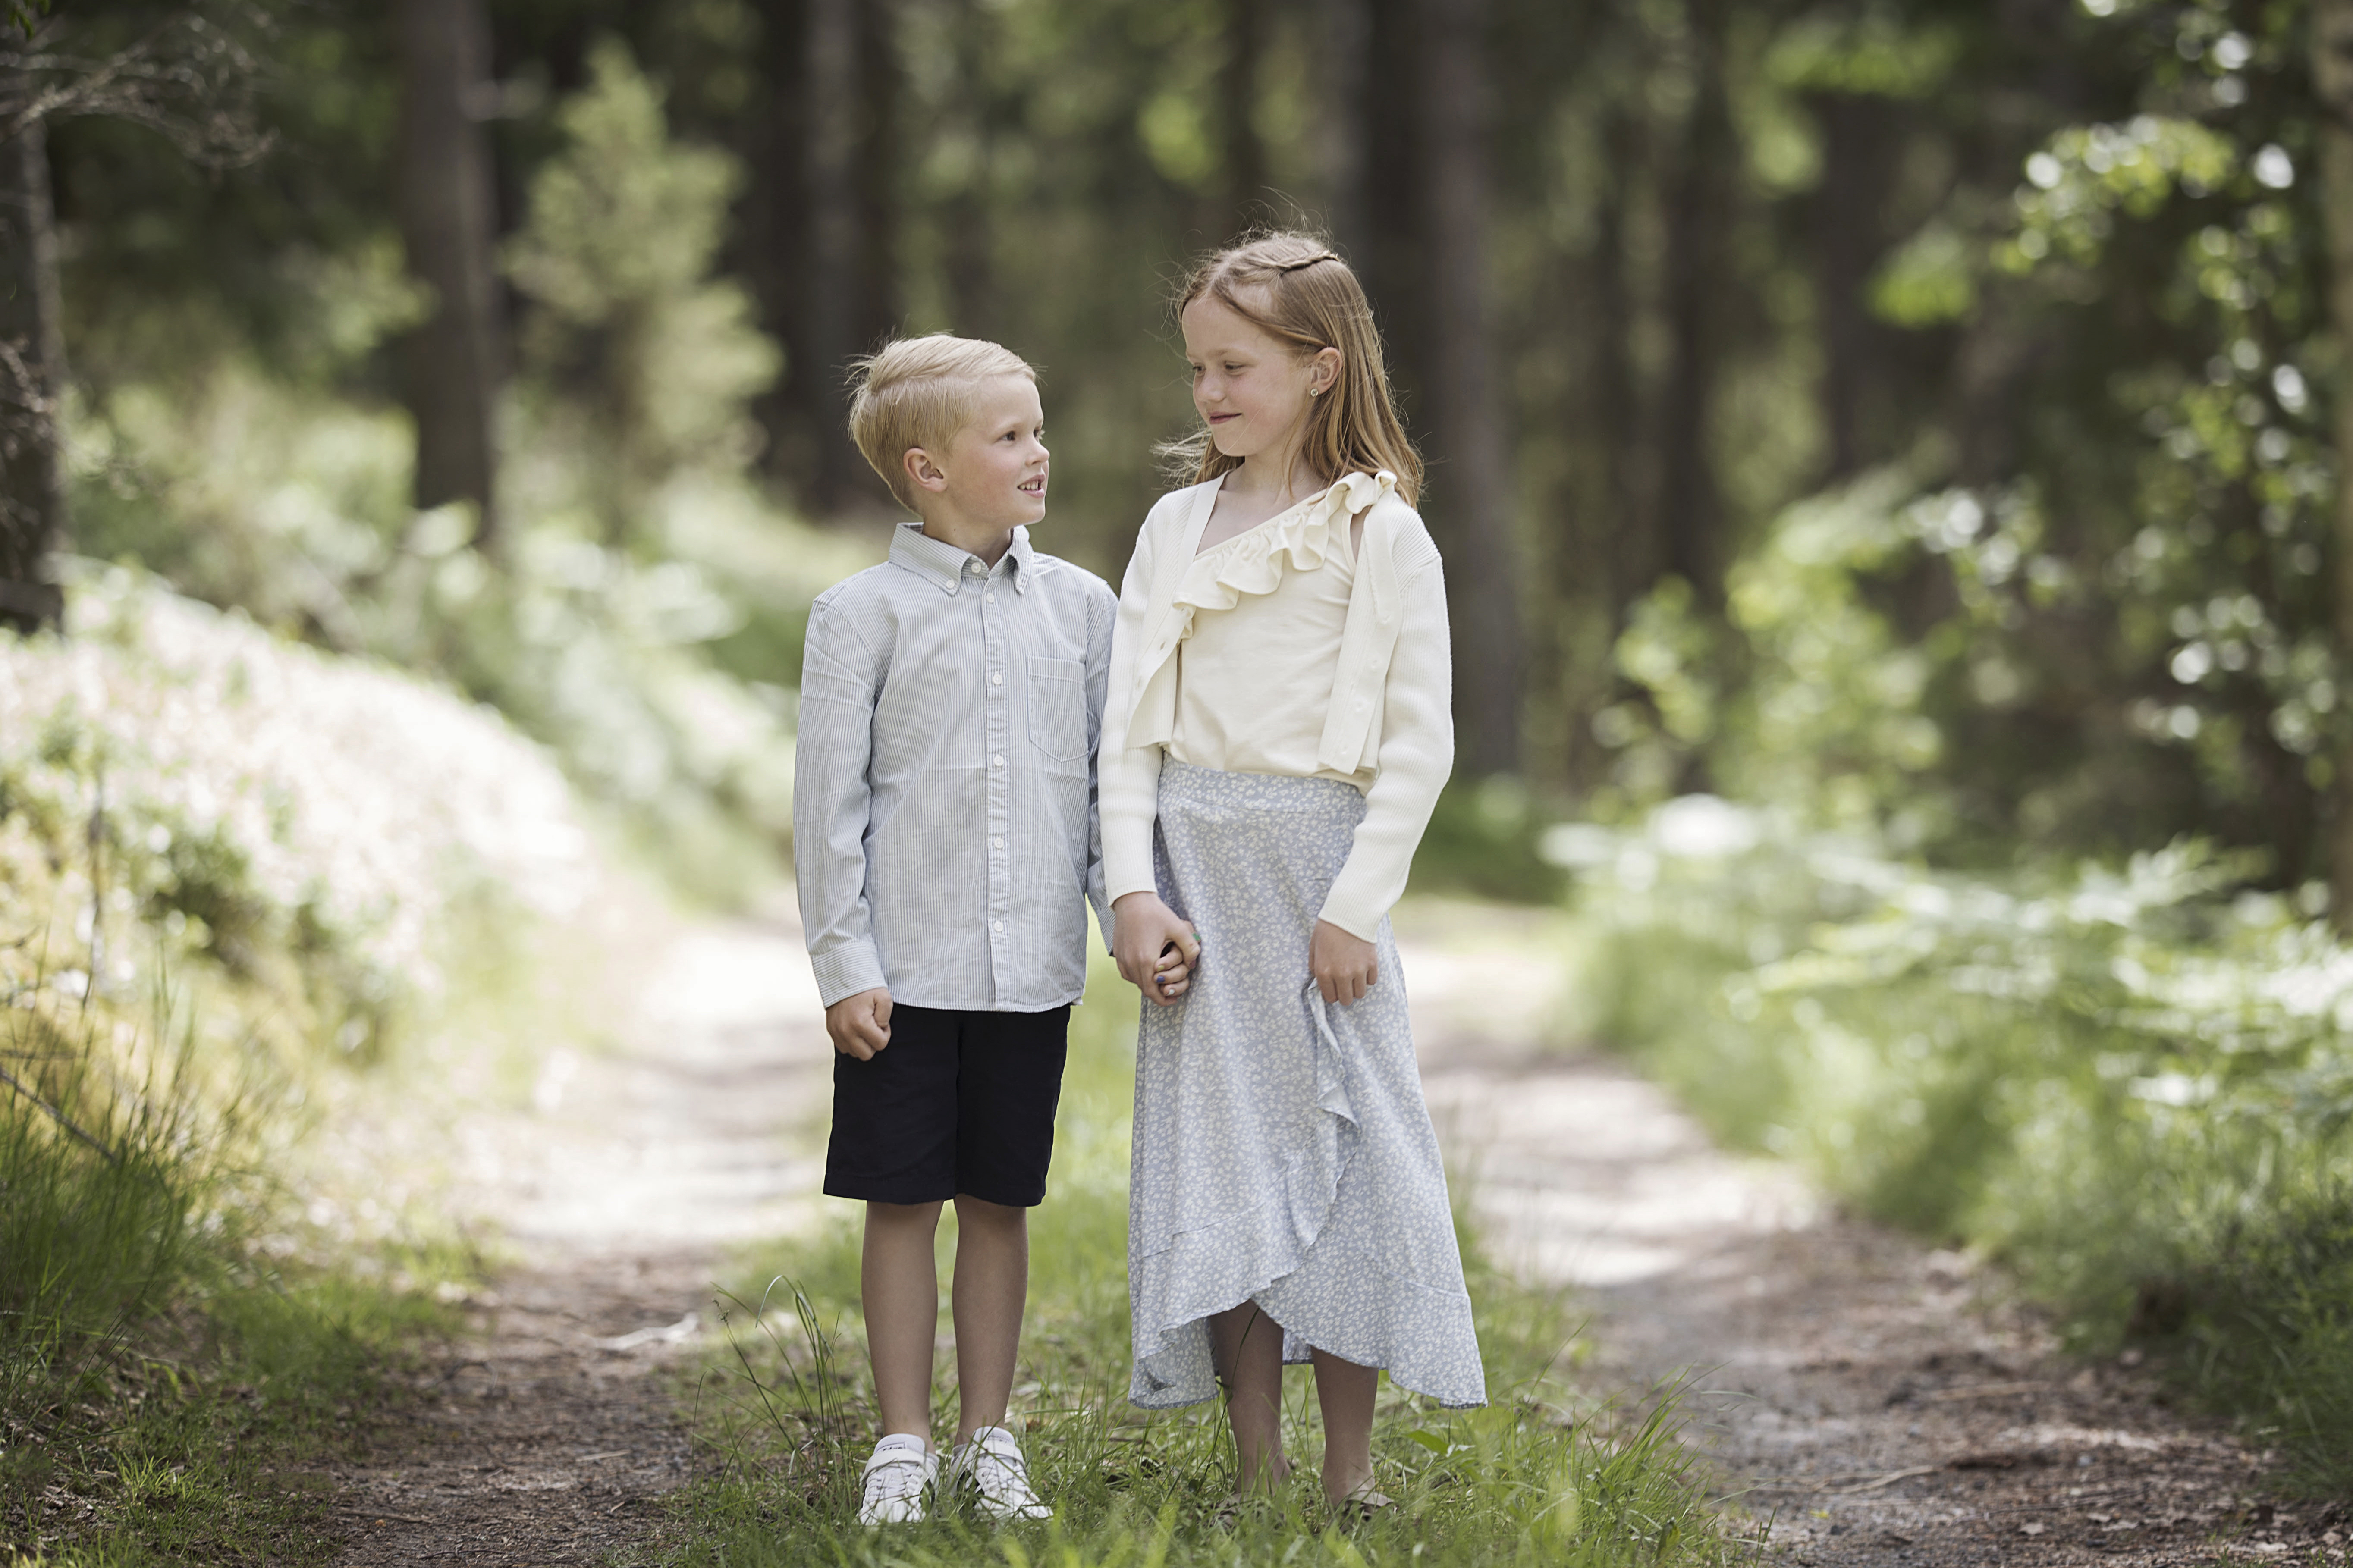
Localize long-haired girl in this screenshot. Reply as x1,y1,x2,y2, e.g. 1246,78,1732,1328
1099,232,1485,1513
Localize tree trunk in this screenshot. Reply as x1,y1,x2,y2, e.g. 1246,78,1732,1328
795,0,894,510
392,0,504,549
1360,0,1426,406
801,0,880,511
1313,0,1372,257
2313,0,2353,928
1596,107,1648,630
0,106,66,631
745,0,810,487
1809,91,1901,483
1655,0,1731,606
942,0,996,339
1215,0,1266,240
1419,0,1519,776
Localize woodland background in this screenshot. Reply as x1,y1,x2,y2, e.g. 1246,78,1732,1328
9,0,2353,1557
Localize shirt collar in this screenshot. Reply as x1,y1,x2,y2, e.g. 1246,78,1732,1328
888,522,1034,595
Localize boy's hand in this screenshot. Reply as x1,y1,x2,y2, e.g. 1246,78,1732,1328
826,988,893,1060
1310,920,1378,1006
1113,892,1200,1007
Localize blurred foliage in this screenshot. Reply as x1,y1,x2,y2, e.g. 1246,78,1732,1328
1596,0,2338,887
1555,801,2353,1491
504,38,779,532
61,35,864,901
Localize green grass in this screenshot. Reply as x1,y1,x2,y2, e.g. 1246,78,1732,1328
0,993,464,1566
654,963,1745,1566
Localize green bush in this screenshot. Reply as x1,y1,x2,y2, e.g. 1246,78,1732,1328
1556,799,2353,1491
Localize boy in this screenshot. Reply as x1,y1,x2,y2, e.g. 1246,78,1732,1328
794,334,1120,1525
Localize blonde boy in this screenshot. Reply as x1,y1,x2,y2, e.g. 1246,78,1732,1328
793,336,1115,1525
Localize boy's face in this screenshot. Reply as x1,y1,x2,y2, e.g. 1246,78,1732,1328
911,375,1049,535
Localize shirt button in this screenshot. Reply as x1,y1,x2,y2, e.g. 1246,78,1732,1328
993,836,1005,849
986,592,997,604
992,671,1003,686
992,919,1005,933
992,754,1005,768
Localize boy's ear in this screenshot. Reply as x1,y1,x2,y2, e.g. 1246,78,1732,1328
904,446,949,495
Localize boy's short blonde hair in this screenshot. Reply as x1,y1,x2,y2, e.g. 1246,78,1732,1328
846,334,1037,512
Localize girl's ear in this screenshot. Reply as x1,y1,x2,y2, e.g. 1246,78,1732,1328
905,447,949,494
1309,345,1344,398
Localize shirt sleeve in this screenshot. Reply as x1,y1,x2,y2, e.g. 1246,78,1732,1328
793,599,891,1006
1319,556,1455,940
1097,512,1166,916
1083,576,1116,953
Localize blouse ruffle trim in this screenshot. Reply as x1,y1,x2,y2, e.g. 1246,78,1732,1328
1163,469,1395,642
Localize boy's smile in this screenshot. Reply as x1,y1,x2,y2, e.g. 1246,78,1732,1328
909,375,1050,560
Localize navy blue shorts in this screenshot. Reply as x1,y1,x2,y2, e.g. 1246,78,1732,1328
823,1003,1071,1207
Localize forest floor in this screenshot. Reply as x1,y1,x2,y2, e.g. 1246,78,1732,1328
320,897,2314,1568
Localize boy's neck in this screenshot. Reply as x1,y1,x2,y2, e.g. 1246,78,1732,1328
919,513,1017,568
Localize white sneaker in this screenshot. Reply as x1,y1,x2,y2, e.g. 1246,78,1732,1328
857,1434,936,1525
948,1425,1052,1521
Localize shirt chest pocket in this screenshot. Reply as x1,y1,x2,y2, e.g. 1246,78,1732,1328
1026,655,1089,764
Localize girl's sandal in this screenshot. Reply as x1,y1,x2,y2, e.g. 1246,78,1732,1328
1331,1483,1395,1523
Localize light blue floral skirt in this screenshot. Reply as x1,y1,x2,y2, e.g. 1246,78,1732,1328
1125,760,1486,1410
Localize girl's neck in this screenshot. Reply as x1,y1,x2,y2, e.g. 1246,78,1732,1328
1197,441,1332,556
1222,443,1323,509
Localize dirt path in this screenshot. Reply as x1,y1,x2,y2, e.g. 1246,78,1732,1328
329,898,2315,1567
1399,902,2315,1568
328,911,831,1566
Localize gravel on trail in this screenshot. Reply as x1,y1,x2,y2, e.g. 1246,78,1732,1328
326,897,2314,1566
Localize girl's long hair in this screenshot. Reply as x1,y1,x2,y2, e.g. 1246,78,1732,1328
1159,232,1423,507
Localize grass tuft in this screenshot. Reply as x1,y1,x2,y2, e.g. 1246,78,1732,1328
0,983,459,1566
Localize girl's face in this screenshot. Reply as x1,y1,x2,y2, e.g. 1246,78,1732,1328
1181,293,1330,464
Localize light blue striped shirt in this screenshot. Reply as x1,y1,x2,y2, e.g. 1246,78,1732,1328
794,521,1116,1010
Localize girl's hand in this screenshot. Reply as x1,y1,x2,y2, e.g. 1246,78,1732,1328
1114,892,1200,1006
1310,921,1378,1005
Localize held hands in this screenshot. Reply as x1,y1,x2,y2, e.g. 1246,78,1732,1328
826,987,893,1060
1310,920,1378,1005
1112,892,1200,1006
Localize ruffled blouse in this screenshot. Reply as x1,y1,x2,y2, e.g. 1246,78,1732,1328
1168,475,1381,788
1098,469,1457,942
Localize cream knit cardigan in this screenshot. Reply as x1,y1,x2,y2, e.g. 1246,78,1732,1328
1098,470,1455,941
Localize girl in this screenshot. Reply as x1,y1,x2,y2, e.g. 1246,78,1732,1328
1099,233,1486,1515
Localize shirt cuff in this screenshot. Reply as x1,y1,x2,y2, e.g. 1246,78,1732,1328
810,939,888,1008
1314,889,1385,945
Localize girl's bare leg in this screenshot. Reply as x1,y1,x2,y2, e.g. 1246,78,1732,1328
862,1200,945,1445
1310,1348,1380,1505
948,1193,1028,1444
1212,1303,1291,1493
